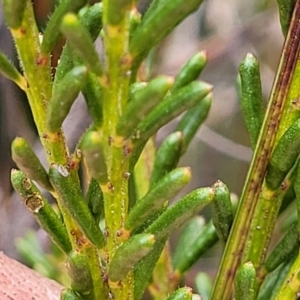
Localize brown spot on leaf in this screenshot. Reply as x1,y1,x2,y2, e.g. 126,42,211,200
25,195,43,213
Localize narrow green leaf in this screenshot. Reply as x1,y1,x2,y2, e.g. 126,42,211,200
108,233,155,282
172,216,205,271
133,138,156,200
264,221,298,272
146,187,215,240
47,66,88,133
79,3,103,41
134,238,167,300
211,180,234,243
234,262,256,300
41,0,88,53
172,219,218,274
273,251,300,299
125,167,191,231
129,82,148,99
171,51,207,92
11,137,53,191
82,72,103,128
53,5,103,127
176,93,212,152
258,266,283,300
166,287,193,300
85,179,103,223
238,53,264,148
53,3,103,91
150,131,184,187
61,289,83,300
129,8,141,38
116,75,174,137
129,140,148,173
150,244,175,300
2,0,26,28
53,44,74,93
11,169,72,254
258,252,297,300
49,164,105,248
81,131,108,184
265,118,300,190
60,13,103,76
134,81,212,145
276,0,296,36
0,51,26,89
67,250,95,300
194,272,212,300
139,0,166,22
279,183,296,214
73,3,104,125
130,0,204,62
16,231,58,278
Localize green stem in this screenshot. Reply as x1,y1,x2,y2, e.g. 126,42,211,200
101,0,132,249
210,1,300,299
102,1,133,299
241,20,300,292
10,1,84,251
11,1,67,165
242,172,294,294
241,1,300,294
85,246,108,300
242,158,299,298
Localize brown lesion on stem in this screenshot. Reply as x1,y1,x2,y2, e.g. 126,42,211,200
36,53,49,67
70,229,88,248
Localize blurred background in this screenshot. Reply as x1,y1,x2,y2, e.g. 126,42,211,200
0,0,284,290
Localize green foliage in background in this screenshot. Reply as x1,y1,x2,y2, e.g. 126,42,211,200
1,0,300,299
